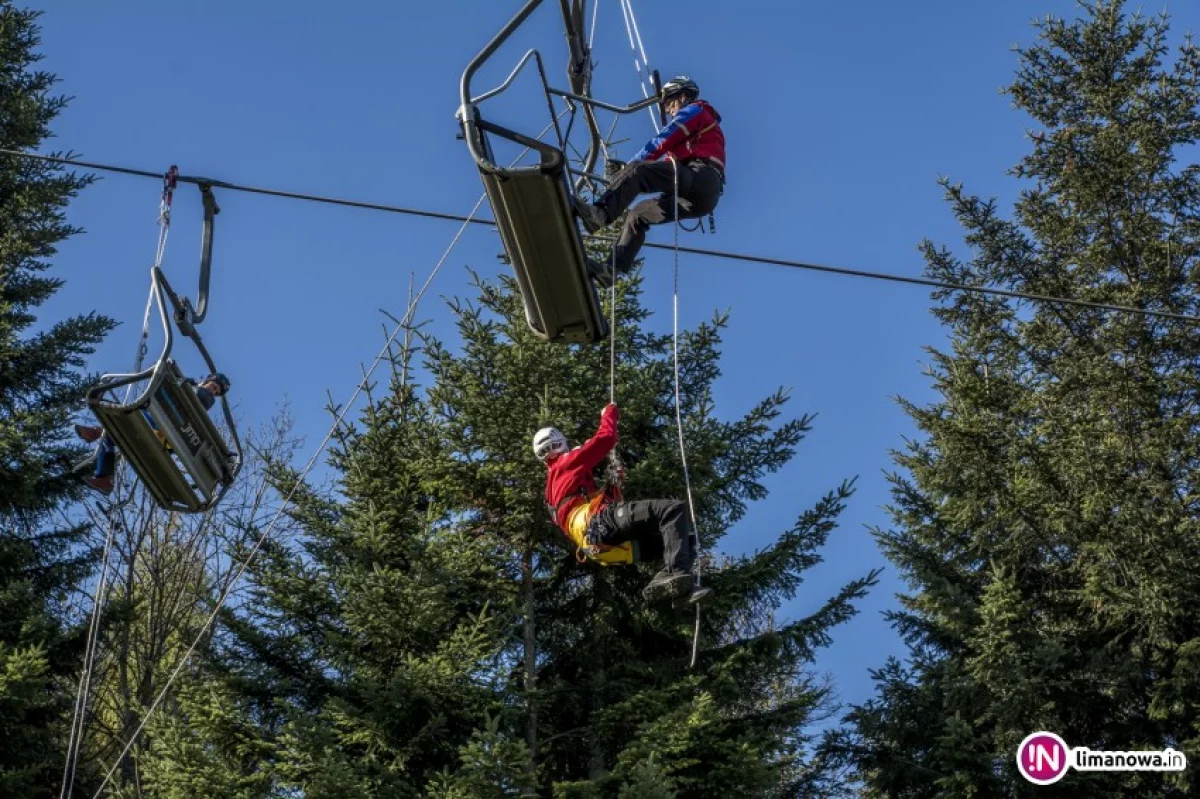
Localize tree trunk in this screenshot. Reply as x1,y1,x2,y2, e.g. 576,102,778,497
522,544,539,787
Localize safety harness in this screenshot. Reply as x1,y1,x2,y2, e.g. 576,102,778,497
677,110,723,235
546,469,634,566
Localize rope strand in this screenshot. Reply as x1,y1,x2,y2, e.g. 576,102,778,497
667,157,703,669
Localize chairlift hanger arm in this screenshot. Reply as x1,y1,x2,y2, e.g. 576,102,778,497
560,0,603,188
192,184,219,325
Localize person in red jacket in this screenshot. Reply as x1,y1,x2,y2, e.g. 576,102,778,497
575,76,725,286
535,402,709,603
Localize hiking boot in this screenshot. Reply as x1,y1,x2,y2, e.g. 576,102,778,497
642,570,694,603
75,425,103,443
672,585,714,609
84,475,114,495
575,200,608,234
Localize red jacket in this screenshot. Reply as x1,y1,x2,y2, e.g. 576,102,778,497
632,100,725,170
545,404,620,532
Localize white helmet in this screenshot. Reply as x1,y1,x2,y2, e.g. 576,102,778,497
533,427,569,462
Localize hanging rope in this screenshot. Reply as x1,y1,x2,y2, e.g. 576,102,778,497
589,0,601,49
665,157,703,668
618,0,658,130
604,245,625,492
58,503,119,799
608,248,618,403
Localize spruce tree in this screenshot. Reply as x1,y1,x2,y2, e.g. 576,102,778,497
421,267,879,797
134,261,877,797
0,2,115,794
838,2,1200,795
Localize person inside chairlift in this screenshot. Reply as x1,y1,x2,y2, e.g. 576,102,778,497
73,373,231,495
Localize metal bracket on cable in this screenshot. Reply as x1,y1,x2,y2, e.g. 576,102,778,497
161,165,179,217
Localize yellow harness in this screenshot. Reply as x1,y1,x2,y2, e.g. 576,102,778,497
564,491,634,566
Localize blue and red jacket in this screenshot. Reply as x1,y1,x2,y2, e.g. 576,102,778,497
632,100,725,170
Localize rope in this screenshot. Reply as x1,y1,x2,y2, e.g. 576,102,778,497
4,148,1199,325
86,123,564,799
58,504,119,799
666,157,703,669
618,0,658,130
609,247,617,403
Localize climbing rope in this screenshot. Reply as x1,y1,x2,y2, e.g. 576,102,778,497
589,0,601,49
87,122,567,799
604,245,625,497
609,249,618,403
618,0,658,130
667,156,704,669
58,503,119,799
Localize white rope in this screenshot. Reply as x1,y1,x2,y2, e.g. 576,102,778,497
666,157,703,668
609,247,617,403
58,507,119,799
618,0,659,131
89,122,566,799
588,0,601,50
622,0,652,82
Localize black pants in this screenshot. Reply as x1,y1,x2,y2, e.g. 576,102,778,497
596,159,724,274
586,499,696,574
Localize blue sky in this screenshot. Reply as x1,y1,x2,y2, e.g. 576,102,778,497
28,0,1200,718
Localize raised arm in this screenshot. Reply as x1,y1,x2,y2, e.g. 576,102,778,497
562,403,619,472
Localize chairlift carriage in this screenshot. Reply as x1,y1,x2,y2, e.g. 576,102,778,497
86,181,243,513
458,0,663,345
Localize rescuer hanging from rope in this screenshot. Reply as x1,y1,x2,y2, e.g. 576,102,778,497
535,403,711,603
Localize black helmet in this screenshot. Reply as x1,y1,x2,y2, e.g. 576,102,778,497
205,373,231,394
660,75,699,105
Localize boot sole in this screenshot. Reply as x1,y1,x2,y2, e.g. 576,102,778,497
672,587,714,609
642,575,694,603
